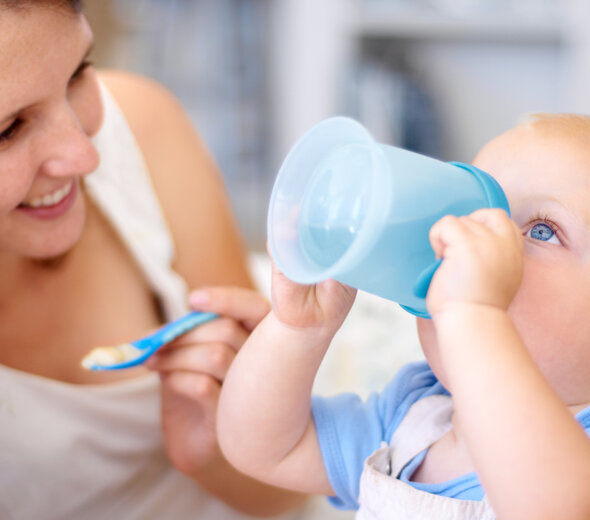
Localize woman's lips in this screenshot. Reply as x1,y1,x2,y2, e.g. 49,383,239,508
16,180,78,220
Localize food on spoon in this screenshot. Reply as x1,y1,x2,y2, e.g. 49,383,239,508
81,343,142,370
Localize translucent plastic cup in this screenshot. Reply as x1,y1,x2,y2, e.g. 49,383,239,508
267,117,509,317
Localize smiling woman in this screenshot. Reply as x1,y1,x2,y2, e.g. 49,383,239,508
0,4,100,259
0,2,306,520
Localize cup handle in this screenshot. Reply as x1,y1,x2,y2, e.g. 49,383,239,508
413,259,442,299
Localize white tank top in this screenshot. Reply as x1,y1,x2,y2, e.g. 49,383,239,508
0,83,299,520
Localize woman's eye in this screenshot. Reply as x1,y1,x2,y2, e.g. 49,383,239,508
69,60,92,84
0,118,23,143
526,222,561,245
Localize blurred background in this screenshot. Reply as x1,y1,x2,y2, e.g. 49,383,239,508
86,0,590,251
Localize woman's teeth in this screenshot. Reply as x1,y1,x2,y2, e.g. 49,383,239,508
22,182,73,208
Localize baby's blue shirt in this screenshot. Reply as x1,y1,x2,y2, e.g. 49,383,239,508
311,361,590,510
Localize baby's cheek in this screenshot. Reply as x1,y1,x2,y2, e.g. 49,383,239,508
508,262,585,369
509,271,555,337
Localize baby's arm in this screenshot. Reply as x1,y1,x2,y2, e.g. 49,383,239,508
217,261,356,495
428,209,590,520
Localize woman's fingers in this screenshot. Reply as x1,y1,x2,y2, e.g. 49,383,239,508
160,371,221,413
146,289,261,380
189,286,270,331
146,342,236,381
162,316,249,353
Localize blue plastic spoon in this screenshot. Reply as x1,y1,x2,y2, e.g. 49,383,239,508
81,311,218,371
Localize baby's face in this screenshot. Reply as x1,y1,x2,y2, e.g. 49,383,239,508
421,121,590,409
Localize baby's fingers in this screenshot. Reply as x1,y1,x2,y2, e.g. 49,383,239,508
269,257,312,299
429,215,471,259
469,208,522,241
430,209,520,258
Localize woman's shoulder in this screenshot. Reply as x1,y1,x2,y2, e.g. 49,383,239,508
97,69,188,151
96,69,252,289
97,69,176,105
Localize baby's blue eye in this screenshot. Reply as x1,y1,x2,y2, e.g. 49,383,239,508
531,223,553,240
527,223,560,244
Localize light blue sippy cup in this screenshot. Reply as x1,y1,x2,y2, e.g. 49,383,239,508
267,117,509,318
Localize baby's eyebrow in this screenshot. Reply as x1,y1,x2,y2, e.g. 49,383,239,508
520,198,589,239
521,196,577,218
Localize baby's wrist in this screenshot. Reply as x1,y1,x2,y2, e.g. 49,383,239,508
266,312,338,350
429,301,519,394
432,301,510,332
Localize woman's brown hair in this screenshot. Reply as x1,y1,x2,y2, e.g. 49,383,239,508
0,0,82,12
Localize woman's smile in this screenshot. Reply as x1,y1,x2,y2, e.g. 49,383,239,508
16,179,78,220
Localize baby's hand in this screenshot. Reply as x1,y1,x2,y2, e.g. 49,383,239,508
269,259,356,336
426,208,524,316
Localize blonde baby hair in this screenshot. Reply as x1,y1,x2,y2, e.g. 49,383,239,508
517,112,590,140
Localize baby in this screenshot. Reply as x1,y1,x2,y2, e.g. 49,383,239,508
217,114,590,519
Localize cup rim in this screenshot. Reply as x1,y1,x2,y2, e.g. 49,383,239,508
267,116,389,284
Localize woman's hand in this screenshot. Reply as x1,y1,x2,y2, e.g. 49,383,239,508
144,286,270,478
426,208,524,317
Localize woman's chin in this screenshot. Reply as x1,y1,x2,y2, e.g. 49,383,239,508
15,186,88,262
35,230,84,262
16,214,86,263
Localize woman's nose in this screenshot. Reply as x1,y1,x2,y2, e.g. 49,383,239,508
37,104,100,178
